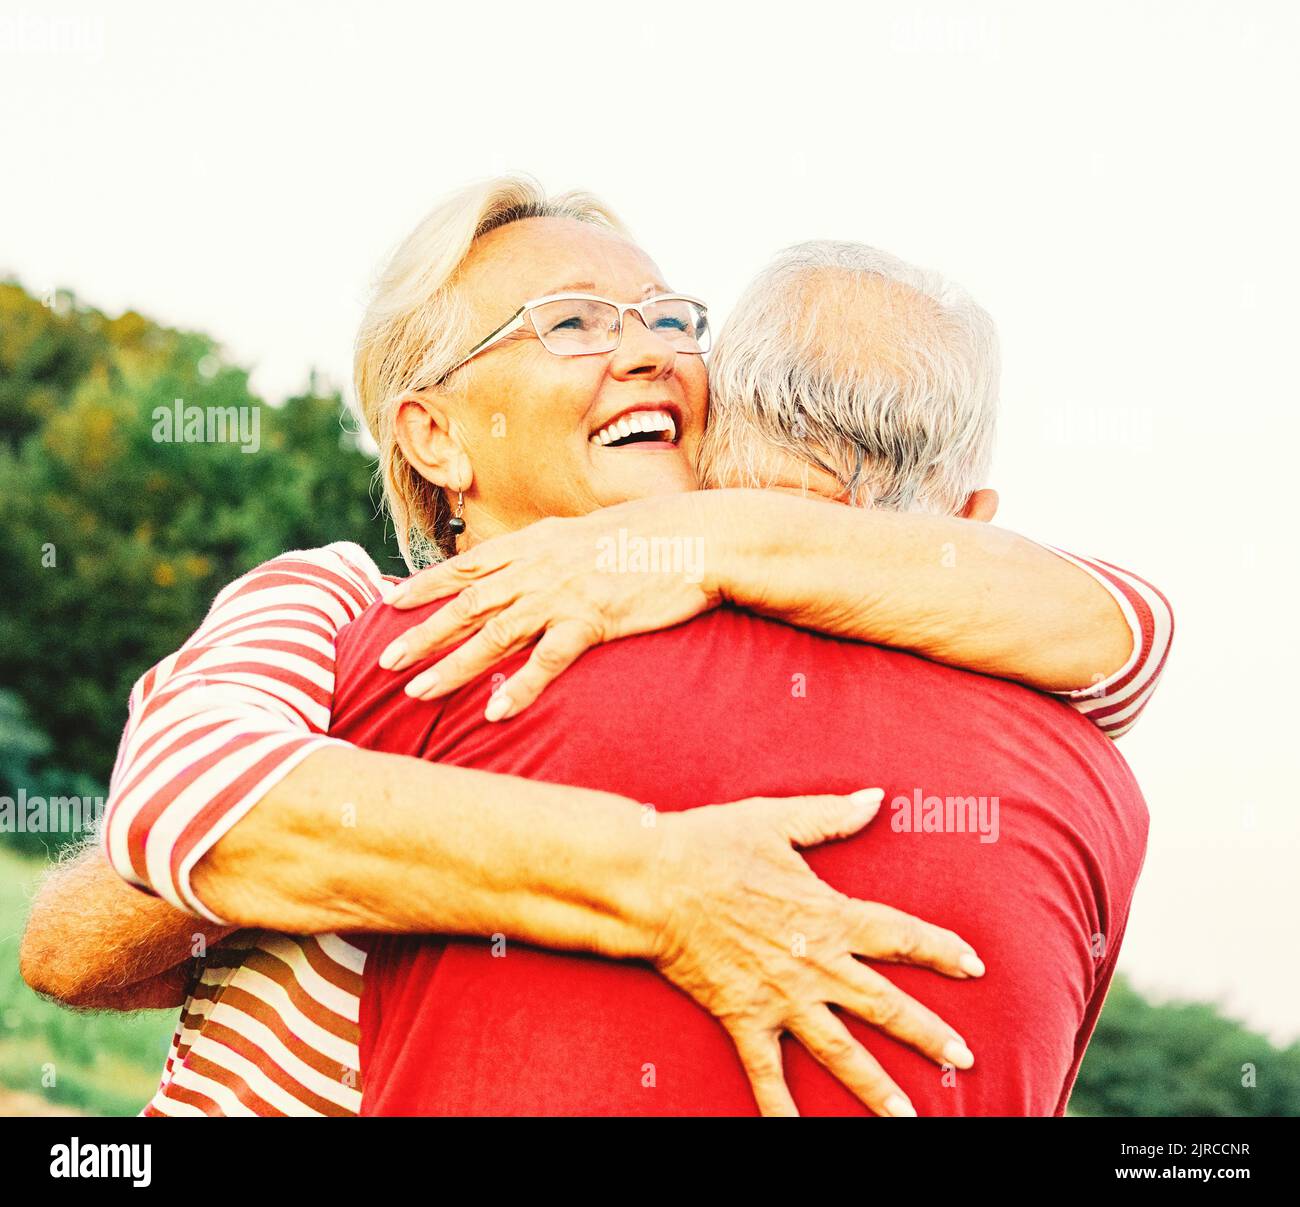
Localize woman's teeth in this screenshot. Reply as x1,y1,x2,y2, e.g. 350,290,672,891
589,409,678,447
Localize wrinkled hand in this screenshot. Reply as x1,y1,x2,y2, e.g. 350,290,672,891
379,497,725,718
651,788,984,1117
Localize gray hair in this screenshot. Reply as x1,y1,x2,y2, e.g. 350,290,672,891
698,241,999,515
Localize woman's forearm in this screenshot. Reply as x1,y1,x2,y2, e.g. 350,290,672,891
27,748,658,1006
707,489,1131,692
190,745,666,960
184,746,985,1118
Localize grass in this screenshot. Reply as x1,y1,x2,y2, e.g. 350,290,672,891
0,844,176,1116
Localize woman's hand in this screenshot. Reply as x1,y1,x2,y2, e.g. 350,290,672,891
379,494,730,718
650,788,983,1117
379,484,1144,716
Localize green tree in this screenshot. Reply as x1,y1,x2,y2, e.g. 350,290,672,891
0,689,103,858
1073,975,1300,1116
0,280,397,794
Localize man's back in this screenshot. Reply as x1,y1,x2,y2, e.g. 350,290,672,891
332,603,1148,1116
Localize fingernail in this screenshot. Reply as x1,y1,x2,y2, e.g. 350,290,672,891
943,1039,975,1069
883,1094,916,1118
406,669,439,698
381,583,406,606
959,952,986,978
850,788,885,814
379,641,406,670
484,692,512,722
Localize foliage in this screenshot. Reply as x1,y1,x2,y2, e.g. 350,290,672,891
0,690,103,858
0,847,174,1115
1072,975,1300,1117
0,280,399,807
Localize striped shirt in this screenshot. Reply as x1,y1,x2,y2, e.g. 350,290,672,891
102,539,1173,1116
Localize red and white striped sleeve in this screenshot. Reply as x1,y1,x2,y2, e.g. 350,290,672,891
101,541,395,921
1045,548,1174,740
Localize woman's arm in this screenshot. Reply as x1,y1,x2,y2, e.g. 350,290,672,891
702,492,1174,734
24,541,387,1011
1032,546,1173,738
382,489,1172,735
184,748,982,1119
696,491,1129,688
26,546,388,1012
20,844,232,1010
103,540,394,916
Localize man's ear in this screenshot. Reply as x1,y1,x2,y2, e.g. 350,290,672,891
959,488,999,523
393,392,472,493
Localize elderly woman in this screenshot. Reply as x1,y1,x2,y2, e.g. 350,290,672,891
22,177,1169,1117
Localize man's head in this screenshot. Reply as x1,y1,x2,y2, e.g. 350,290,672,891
698,241,1000,521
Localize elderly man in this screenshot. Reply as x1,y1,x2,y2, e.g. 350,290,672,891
321,240,1152,1115
23,234,1164,1117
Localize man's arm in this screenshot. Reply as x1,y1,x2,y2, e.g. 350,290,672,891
20,843,232,1010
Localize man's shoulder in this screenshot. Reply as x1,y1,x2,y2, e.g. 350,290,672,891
337,594,450,663
570,605,1137,782
331,596,459,746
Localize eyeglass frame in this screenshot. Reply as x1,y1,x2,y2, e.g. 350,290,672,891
436,291,710,384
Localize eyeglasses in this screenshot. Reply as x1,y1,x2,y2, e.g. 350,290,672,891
439,292,710,382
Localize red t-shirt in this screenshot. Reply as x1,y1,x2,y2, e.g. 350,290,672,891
331,603,1148,1116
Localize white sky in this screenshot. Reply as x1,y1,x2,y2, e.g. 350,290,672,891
3,1,1298,1044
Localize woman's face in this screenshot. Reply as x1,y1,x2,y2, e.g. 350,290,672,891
430,217,708,538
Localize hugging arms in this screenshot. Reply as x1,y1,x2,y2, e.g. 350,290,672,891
23,490,1167,1115
21,178,1171,1116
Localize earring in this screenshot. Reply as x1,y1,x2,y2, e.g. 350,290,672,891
448,491,466,537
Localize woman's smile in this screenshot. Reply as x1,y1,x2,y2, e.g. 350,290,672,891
587,404,681,449
425,216,708,532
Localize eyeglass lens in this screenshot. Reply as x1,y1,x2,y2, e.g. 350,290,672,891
528,297,709,355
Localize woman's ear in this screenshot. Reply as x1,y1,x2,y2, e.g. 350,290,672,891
959,488,1000,523
393,392,473,493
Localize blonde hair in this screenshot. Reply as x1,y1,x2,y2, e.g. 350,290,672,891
353,176,627,569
